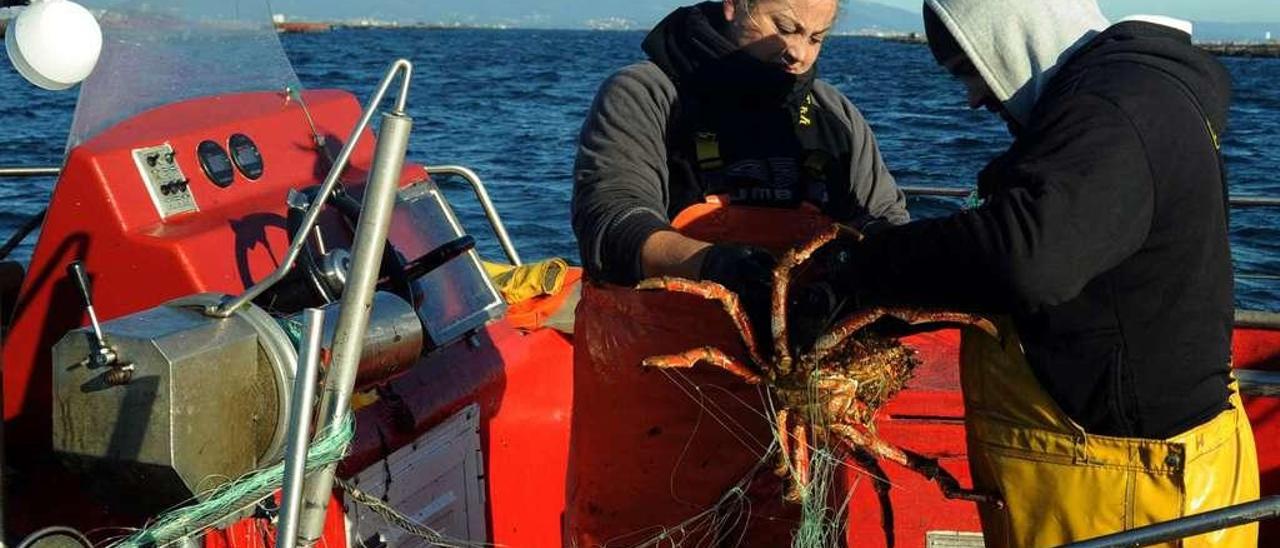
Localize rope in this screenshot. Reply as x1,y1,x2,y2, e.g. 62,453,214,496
113,417,355,548
334,478,489,548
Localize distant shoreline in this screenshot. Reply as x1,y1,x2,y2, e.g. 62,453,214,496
873,32,1280,59
271,25,1280,58
1197,42,1280,58
275,21,522,32
5,18,1273,57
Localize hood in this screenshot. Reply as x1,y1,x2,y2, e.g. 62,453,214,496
642,1,812,107
923,0,1109,127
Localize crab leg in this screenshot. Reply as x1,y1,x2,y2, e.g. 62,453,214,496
810,308,998,365
881,309,999,340
641,346,763,384
636,277,767,368
830,423,1003,507
775,409,793,478
771,224,863,375
851,450,898,548
788,421,811,502
811,307,889,360
829,423,910,468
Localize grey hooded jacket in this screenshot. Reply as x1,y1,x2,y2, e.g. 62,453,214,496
571,3,907,285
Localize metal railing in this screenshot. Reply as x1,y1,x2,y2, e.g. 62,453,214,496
0,167,59,178
900,185,1280,208
426,165,522,266
0,166,525,267
1062,496,1280,548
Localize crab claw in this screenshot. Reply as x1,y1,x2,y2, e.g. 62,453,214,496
640,346,763,384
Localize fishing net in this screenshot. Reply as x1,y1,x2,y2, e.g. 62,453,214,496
112,417,355,547
566,203,862,547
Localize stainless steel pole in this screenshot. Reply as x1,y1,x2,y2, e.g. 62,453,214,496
275,308,324,548
1061,496,1280,548
295,109,413,545
897,185,1280,208
0,167,59,178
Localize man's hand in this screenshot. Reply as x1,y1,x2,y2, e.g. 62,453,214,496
808,233,863,297
787,281,846,352
700,243,777,347
786,232,867,351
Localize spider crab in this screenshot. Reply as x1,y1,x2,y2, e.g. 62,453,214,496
636,224,1002,506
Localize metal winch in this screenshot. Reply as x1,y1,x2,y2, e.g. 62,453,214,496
50,284,422,514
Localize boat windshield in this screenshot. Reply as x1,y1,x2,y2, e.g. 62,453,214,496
67,0,301,149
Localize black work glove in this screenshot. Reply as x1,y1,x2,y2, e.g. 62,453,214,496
700,243,777,349
786,224,876,350
787,281,846,353
808,222,876,300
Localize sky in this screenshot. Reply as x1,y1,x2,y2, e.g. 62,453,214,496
874,0,1278,23
264,0,1277,25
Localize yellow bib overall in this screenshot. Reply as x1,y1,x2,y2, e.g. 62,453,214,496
960,319,1259,547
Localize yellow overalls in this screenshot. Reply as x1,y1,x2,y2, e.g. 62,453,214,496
960,318,1260,547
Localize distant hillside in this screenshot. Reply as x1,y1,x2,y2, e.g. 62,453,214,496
833,5,1280,41
838,1,922,34
271,0,924,31
270,0,667,29
266,0,1278,39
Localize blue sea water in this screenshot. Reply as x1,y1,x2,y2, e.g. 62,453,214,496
0,29,1277,310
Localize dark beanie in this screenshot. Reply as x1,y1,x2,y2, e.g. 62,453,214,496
923,4,966,67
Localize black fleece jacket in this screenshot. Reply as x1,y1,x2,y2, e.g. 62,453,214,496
846,22,1234,438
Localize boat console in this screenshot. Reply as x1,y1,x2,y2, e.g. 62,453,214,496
2,79,520,525
0,3,581,544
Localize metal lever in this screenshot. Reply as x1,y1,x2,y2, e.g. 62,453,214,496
67,261,131,384
67,261,113,366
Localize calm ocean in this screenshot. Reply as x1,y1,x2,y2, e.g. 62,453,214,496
0,29,1277,310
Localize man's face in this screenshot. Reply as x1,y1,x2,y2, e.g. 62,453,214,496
724,0,837,76
943,54,1020,132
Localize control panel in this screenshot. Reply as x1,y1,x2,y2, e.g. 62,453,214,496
132,143,197,219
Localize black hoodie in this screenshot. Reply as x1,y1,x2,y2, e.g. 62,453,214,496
571,2,907,285
845,22,1234,438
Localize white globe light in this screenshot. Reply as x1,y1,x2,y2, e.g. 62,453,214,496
5,0,103,90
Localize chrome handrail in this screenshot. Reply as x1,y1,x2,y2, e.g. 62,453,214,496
426,165,522,266
0,167,59,178
4,175,1275,268
1062,496,1280,548
900,185,1280,208
1237,309,1280,329
1236,370,1280,398
0,165,525,267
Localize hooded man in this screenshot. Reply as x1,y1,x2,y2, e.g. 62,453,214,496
571,0,907,335
811,0,1260,545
